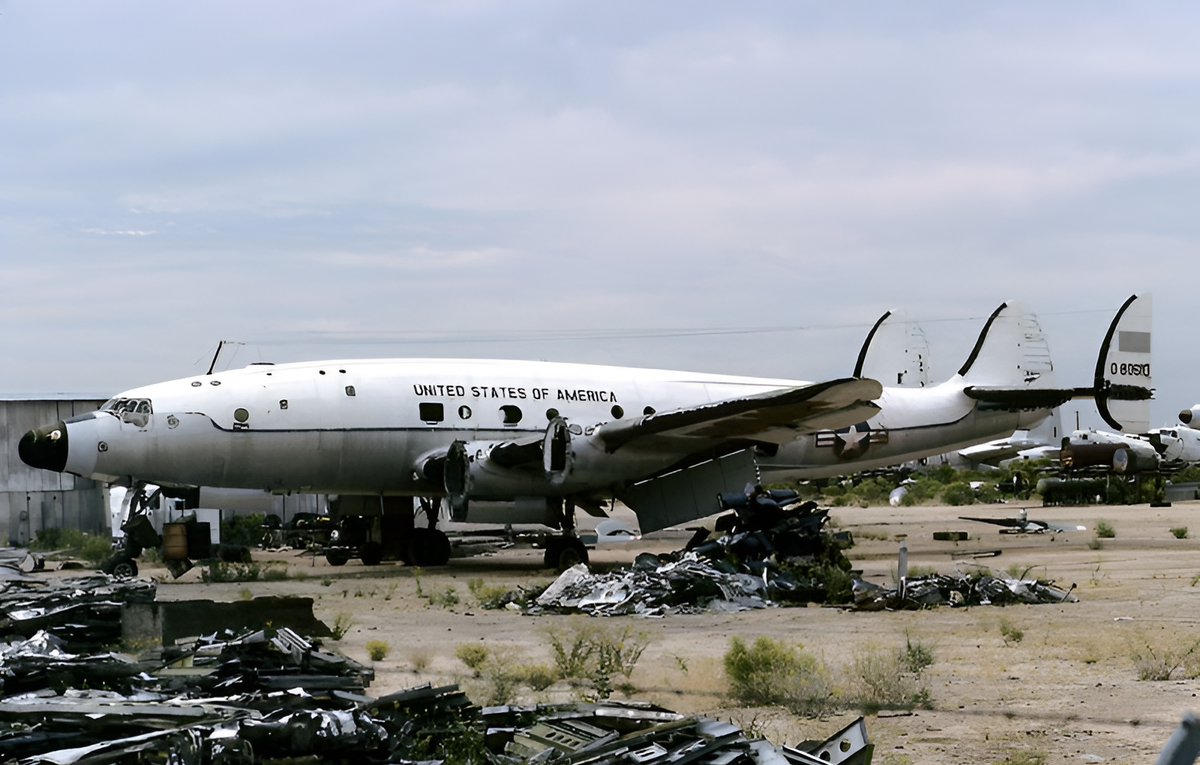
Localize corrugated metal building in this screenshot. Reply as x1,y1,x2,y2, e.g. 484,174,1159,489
1,397,110,545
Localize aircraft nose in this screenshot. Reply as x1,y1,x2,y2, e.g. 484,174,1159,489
19,420,69,472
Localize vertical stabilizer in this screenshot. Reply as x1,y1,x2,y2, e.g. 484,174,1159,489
957,302,1056,388
853,310,931,387
1095,293,1153,434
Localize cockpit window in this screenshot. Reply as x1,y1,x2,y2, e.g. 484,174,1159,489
102,398,154,415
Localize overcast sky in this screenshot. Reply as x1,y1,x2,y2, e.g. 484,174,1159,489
1,2,1196,431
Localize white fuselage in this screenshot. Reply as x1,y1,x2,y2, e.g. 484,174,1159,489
59,358,1047,496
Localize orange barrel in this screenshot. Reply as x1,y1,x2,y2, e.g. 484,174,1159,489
162,523,189,560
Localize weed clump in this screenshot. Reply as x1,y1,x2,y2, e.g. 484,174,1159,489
329,612,355,640
1171,527,1189,540
544,618,651,700
365,640,390,661
723,636,832,716
1130,634,1200,681
848,634,935,713
1095,520,1116,539
455,643,490,673
999,619,1025,646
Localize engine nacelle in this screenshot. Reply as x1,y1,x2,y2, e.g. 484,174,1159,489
1179,405,1200,428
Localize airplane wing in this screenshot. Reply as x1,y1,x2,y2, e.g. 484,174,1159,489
596,377,884,452
959,515,1025,528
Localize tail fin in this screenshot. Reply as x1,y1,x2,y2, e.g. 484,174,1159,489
853,310,931,387
1095,293,1153,433
957,301,1056,388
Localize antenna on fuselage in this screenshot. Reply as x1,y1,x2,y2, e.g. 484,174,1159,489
206,340,245,375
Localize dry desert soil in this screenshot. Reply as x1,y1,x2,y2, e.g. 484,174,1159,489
146,500,1200,765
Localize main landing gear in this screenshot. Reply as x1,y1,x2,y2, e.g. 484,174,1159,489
543,497,589,571
323,497,451,567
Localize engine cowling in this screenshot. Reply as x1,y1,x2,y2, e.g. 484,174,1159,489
1179,405,1200,428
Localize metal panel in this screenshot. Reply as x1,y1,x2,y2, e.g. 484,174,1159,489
617,449,759,533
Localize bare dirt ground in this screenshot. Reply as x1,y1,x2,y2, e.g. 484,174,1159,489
146,500,1200,765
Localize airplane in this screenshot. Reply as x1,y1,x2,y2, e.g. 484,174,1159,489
18,297,1150,571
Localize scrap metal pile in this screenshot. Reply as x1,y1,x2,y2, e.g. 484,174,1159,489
852,571,1078,610
531,488,855,616
530,488,1077,616
1,573,156,653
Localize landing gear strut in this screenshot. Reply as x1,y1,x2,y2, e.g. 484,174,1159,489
409,497,451,566
543,497,589,571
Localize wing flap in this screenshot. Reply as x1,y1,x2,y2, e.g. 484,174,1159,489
597,377,883,452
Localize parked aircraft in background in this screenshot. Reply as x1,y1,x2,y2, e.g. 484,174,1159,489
19,297,1150,570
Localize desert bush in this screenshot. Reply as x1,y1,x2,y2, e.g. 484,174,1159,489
1000,619,1024,645
1130,635,1200,681
263,563,289,581
940,482,976,506
407,646,433,671
723,636,833,716
426,586,460,608
1171,527,1189,540
475,646,529,705
31,528,113,563
1087,537,1104,550
544,618,651,699
468,578,513,609
848,634,935,712
221,513,266,547
366,640,391,661
456,643,490,673
1095,520,1116,538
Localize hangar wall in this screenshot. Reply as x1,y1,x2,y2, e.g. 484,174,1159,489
0,398,108,545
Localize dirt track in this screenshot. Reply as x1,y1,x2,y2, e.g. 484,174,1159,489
150,500,1200,765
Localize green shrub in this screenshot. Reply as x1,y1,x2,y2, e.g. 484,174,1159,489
1171,527,1189,540
940,482,976,506
365,640,390,661
1095,520,1116,538
1130,634,1200,681
723,636,832,716
80,534,115,563
850,641,932,712
1000,619,1024,645
468,578,512,609
456,643,490,672
220,513,266,547
544,619,651,700
330,612,355,640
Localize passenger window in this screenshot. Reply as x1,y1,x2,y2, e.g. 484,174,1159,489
500,405,523,425
280,400,289,410
345,386,356,397
420,402,444,424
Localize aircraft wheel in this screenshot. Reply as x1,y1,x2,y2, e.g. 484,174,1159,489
104,555,138,578
544,537,588,571
325,549,350,566
360,541,384,566
409,528,451,566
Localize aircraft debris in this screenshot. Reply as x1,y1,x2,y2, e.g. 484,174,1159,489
852,571,1077,610
2,616,875,765
530,489,857,616
1,574,156,653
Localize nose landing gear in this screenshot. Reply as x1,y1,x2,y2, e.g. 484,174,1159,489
542,497,590,571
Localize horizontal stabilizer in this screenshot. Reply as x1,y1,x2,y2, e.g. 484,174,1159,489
598,377,883,452
963,386,1094,410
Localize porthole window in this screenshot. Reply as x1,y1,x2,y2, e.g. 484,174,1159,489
419,402,444,424
500,405,523,425
319,370,326,375
210,380,221,386
643,406,656,415
546,408,560,420
458,405,473,420
339,369,346,374
280,400,289,410
345,386,356,397
191,381,202,387
611,405,624,419
234,408,250,423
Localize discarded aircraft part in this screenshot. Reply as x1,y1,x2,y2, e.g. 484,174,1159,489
889,486,907,506
959,512,1086,534
853,568,1077,610
1,574,156,653
578,518,641,546
1155,711,1200,765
